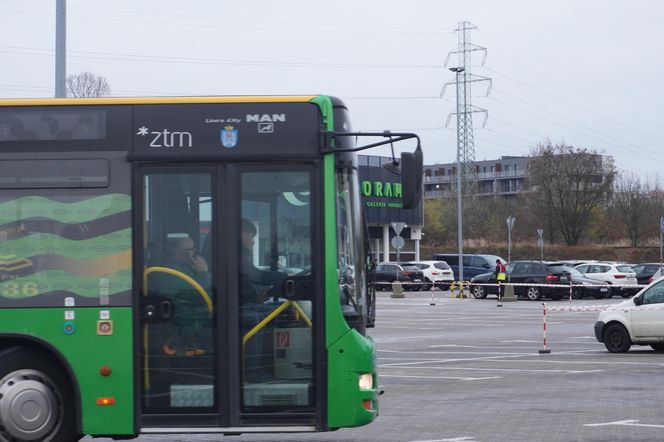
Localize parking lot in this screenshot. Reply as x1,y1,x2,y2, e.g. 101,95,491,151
90,289,664,442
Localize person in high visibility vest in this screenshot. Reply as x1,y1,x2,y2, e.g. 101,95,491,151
495,259,507,298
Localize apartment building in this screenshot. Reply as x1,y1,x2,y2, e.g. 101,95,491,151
424,156,530,199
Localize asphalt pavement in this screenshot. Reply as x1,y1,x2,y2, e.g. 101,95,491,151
86,289,664,442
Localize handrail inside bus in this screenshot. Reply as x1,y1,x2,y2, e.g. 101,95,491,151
144,266,213,312
242,300,312,347
141,266,214,391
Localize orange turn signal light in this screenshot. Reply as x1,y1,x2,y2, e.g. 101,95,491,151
96,397,116,406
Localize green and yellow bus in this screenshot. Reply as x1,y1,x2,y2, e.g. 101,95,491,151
0,95,421,440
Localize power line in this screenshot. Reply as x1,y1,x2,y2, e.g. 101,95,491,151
477,28,664,113
487,48,663,131
491,87,663,157
0,45,443,69
488,95,664,164
0,6,449,35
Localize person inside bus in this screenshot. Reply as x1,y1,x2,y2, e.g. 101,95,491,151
240,219,287,304
154,234,212,357
240,218,287,381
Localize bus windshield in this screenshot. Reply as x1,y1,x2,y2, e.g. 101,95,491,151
336,165,367,333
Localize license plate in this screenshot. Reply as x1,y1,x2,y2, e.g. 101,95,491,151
413,279,421,282
600,287,608,292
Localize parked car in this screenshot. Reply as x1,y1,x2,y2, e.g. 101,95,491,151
574,262,639,298
402,260,455,290
631,263,662,285
431,253,505,281
374,262,425,291
551,266,611,299
469,261,571,301
647,267,664,284
594,276,664,353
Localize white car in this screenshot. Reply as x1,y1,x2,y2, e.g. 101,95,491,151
401,261,455,290
595,276,664,353
574,262,638,298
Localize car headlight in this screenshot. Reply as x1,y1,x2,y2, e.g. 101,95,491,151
358,373,374,390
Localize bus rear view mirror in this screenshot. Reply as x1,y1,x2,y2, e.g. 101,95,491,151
400,146,423,210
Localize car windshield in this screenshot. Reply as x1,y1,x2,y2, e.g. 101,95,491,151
401,265,419,271
617,265,633,273
434,262,450,270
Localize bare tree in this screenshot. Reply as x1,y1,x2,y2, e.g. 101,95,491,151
65,72,111,97
526,142,615,246
611,173,658,247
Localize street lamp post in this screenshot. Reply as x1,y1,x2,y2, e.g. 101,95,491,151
450,67,465,283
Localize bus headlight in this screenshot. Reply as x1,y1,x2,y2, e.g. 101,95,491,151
358,373,373,390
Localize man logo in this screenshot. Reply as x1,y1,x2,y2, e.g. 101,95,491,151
246,114,286,123
221,125,238,148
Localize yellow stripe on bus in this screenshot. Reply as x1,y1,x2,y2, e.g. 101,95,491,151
0,96,318,107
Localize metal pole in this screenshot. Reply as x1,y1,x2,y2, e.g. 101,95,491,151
451,67,465,283
508,223,512,263
539,303,551,354
659,216,664,276
55,0,66,97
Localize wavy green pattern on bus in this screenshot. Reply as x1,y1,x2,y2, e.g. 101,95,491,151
0,269,132,299
0,194,131,225
0,229,131,260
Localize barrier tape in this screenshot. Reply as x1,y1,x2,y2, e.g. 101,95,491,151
376,281,644,289
468,281,645,289
376,280,455,288
546,302,664,313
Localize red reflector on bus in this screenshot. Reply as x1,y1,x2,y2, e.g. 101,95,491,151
362,400,372,411
96,397,116,406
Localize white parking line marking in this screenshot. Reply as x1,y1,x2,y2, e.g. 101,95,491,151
381,374,501,381
380,365,604,374
409,437,475,442
500,339,538,343
584,419,664,428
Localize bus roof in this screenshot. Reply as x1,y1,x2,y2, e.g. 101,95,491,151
0,95,319,107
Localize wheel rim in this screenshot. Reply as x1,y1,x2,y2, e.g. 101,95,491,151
608,332,624,351
472,286,485,298
0,369,62,441
527,287,540,300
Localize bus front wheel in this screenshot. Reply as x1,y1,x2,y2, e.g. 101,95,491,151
0,347,78,442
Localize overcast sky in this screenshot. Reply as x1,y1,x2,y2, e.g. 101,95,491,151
2,0,663,178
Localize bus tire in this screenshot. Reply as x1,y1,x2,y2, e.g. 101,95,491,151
0,347,78,442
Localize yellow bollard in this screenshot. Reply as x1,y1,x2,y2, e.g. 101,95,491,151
450,281,466,299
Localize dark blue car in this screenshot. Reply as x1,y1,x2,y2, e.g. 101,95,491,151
431,253,506,281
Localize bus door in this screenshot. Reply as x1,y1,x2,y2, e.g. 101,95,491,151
232,165,318,425
138,166,221,426
137,164,319,427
